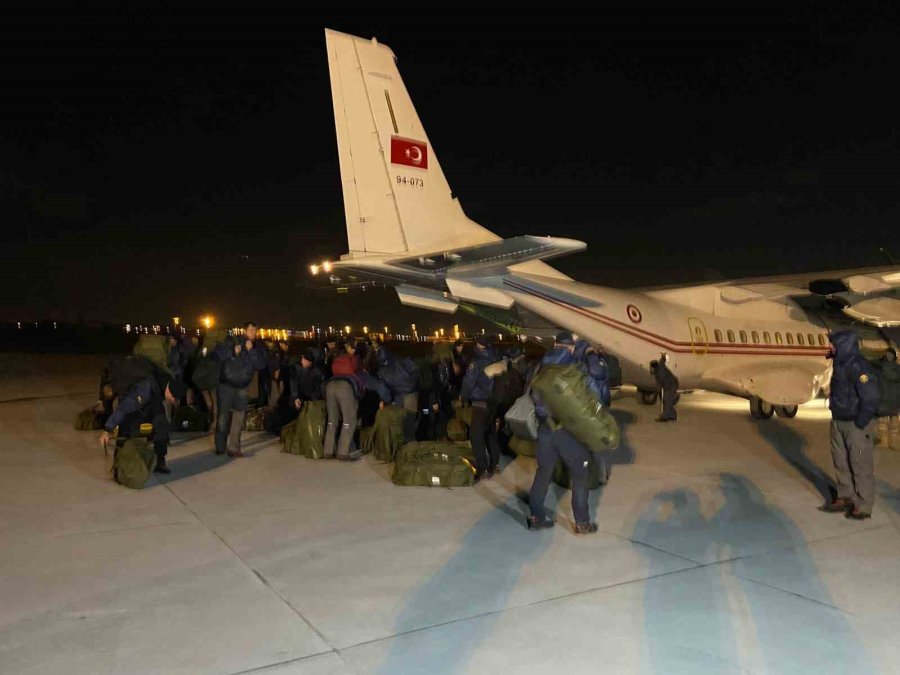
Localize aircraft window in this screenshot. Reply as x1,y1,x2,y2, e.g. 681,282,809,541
714,329,723,343
775,332,783,345
786,333,794,345
818,334,826,347
808,333,815,346
727,330,735,343
797,333,804,346
763,331,771,344
740,330,748,343
752,331,760,344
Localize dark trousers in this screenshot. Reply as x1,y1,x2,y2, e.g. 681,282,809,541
257,369,271,407
529,425,591,524
470,403,500,473
216,384,249,453
661,385,678,420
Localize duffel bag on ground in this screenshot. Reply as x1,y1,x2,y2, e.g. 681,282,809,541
507,435,536,458
173,405,210,432
297,400,327,459
244,407,267,432
74,407,104,431
392,453,477,488
395,440,474,466
280,419,299,454
358,426,375,455
113,438,157,489
373,404,409,462
552,454,608,491
446,416,468,442
455,406,473,428
532,364,620,451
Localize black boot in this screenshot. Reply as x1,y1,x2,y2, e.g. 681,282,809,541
527,515,554,530
154,457,171,474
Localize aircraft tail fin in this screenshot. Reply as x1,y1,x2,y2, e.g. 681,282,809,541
325,29,497,257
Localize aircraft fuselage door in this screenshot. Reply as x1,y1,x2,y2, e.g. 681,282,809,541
688,317,708,355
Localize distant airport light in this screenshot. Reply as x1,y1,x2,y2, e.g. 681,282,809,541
345,325,351,334
439,328,445,337
363,326,368,334
202,316,214,329
173,317,180,326
310,264,319,275
384,326,389,334
322,261,333,273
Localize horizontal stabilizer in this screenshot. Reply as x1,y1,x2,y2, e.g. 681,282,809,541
395,285,459,313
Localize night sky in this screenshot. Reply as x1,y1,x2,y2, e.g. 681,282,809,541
3,7,898,330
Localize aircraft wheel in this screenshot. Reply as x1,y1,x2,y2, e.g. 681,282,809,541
750,396,775,419
638,390,659,405
775,405,798,418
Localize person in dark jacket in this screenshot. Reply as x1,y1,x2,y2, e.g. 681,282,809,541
99,376,186,474
461,336,502,479
821,330,880,519
213,322,268,457
291,348,324,409
872,347,900,450
527,331,598,534
651,355,679,422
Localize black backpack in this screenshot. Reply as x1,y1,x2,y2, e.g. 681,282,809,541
221,356,254,388
492,362,526,410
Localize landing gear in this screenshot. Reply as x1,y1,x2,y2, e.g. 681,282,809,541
775,405,798,418
749,396,774,419
638,389,659,405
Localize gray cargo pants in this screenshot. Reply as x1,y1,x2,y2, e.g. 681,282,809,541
324,380,358,458
830,419,876,514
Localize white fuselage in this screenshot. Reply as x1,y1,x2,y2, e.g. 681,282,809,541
503,274,833,406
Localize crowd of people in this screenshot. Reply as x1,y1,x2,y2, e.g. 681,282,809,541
90,320,900,532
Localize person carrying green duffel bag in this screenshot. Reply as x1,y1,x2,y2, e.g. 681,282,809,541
526,333,618,534
372,404,409,462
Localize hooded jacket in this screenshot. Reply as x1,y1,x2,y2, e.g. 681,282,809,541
828,330,879,428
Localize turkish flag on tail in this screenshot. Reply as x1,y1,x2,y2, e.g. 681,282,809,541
391,136,428,169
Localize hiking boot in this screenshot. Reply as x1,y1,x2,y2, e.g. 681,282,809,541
819,498,853,513
574,522,599,535
527,515,554,530
153,460,171,474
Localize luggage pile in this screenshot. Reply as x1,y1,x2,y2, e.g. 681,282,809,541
371,404,410,463
280,400,327,459
391,441,477,488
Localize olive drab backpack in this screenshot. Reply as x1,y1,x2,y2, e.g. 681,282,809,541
112,438,157,489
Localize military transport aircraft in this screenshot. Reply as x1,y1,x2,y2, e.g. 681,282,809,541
314,29,899,419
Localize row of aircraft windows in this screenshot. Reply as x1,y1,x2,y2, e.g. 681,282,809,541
712,328,827,347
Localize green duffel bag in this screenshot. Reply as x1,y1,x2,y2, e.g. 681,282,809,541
358,426,375,455
552,455,608,491
280,420,299,454
244,407,267,432
507,435,536,458
392,453,477,488
133,334,171,376
446,416,468,442
373,404,409,463
190,357,220,392
455,406,473,428
173,405,210,432
531,364,620,451
395,440,474,465
113,438,157,489
75,407,103,431
297,400,327,459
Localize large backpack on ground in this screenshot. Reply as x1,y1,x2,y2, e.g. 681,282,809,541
113,438,157,489
531,364,620,451
244,406,267,432
132,335,172,376
392,441,477,487
296,400,327,459
372,404,410,462
358,425,376,454
280,419,299,453
552,454,608,491
74,407,104,431
173,405,210,432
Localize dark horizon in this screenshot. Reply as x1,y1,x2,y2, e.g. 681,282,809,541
3,7,898,328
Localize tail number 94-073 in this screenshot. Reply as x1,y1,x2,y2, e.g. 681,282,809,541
396,176,424,188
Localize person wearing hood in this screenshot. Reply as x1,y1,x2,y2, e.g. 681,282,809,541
821,330,880,519
526,331,598,534
461,335,502,479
